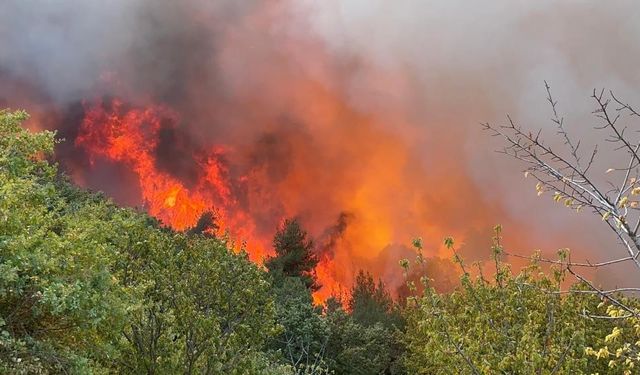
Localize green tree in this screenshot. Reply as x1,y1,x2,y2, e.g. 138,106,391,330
265,220,330,374
485,86,640,374
349,271,402,329
116,231,282,374
269,278,330,374
0,110,132,373
401,233,612,374
265,219,319,291
322,273,404,375
325,297,404,375
583,298,640,374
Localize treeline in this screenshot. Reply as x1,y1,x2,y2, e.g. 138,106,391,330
0,109,636,374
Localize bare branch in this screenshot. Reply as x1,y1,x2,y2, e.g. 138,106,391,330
485,84,640,320
504,252,634,268
545,81,581,167
484,85,640,275
567,267,639,318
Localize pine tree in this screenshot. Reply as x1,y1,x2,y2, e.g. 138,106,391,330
265,218,320,291
349,271,399,328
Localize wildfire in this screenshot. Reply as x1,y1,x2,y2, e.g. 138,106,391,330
2,0,536,305
68,60,482,303
0,0,611,308
75,97,357,302
72,89,436,303
76,99,267,258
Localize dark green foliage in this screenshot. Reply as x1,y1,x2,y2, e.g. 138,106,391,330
325,303,405,375
187,211,218,236
265,219,331,373
349,271,402,329
115,231,280,374
0,110,130,373
270,278,331,374
323,273,405,375
265,219,320,291
263,218,406,374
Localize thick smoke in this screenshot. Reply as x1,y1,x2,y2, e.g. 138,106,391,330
2,0,640,295
298,0,640,283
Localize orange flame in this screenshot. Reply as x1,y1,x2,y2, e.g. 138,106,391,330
76,99,267,259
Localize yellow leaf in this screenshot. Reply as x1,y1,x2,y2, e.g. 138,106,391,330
619,196,629,208
605,327,622,343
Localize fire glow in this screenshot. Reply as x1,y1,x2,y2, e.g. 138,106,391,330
76,99,268,257
73,95,385,302
20,60,526,303
69,85,444,303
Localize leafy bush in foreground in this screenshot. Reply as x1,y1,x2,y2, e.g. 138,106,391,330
402,231,613,374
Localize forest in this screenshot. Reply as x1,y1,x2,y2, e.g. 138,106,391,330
3,95,640,375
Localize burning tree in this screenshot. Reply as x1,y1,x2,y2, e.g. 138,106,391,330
483,83,640,370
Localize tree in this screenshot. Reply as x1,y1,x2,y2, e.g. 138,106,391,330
269,277,331,374
0,110,132,373
117,232,281,374
401,232,613,374
325,297,405,375
187,211,219,236
483,83,640,302
349,271,400,328
582,297,640,374
264,220,330,374
266,219,320,291
321,273,405,375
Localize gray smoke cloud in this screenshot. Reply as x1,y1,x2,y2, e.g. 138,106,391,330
295,0,640,262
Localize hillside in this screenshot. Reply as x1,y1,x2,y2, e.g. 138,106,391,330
4,110,640,374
